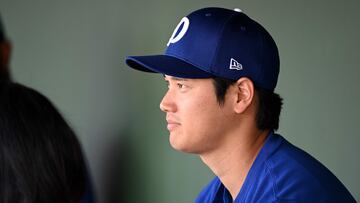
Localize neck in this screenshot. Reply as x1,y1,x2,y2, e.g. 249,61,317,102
200,128,270,200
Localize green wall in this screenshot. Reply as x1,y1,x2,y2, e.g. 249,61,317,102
1,0,359,202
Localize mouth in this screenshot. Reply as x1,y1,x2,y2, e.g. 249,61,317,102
166,122,180,131
166,116,181,131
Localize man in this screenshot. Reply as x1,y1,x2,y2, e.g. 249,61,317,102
125,7,355,202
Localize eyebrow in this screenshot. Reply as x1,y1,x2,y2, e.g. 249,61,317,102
163,75,188,81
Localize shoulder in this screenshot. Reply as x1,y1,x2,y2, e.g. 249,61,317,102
263,134,355,202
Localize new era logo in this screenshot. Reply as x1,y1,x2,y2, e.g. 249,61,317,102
229,58,243,70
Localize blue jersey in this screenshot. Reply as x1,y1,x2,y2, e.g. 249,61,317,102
195,132,356,203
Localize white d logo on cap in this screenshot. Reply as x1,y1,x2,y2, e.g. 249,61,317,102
167,17,190,46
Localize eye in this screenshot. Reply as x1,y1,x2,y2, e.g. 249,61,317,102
177,83,184,88
177,82,189,90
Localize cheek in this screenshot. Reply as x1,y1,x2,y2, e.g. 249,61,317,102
181,95,212,123
180,107,229,153
181,96,224,137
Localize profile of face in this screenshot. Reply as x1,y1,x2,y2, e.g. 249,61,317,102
160,75,239,154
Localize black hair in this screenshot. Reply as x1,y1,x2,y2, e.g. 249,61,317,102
212,76,283,130
0,81,87,203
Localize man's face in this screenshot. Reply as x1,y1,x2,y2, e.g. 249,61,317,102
160,75,236,154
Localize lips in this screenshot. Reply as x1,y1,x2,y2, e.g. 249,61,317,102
167,123,180,131
166,116,180,131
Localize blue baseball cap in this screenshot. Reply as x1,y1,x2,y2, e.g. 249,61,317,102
125,7,280,91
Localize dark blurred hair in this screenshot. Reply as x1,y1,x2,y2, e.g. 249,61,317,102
0,14,11,81
212,76,283,130
0,81,86,203
0,14,5,42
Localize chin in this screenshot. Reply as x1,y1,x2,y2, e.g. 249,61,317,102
169,134,199,154
169,133,187,151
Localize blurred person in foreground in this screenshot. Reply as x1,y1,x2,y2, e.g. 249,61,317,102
0,81,86,203
0,14,95,203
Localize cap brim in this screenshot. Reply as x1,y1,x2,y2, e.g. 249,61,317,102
125,55,213,78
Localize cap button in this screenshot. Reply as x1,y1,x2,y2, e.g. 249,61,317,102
234,8,242,12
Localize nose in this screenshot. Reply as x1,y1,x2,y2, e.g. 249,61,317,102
160,90,177,113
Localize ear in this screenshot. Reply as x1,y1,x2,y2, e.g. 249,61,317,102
233,77,255,114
